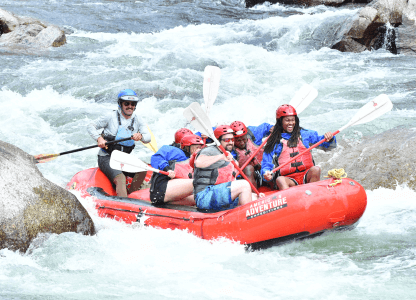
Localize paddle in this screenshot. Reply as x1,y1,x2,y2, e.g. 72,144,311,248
141,125,158,153
110,150,169,175
34,137,134,164
237,84,318,174
270,94,393,174
183,102,261,195
203,65,221,116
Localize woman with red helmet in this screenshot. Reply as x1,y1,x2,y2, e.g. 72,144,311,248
261,104,336,190
149,133,204,205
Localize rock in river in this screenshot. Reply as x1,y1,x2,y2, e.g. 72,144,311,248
0,140,95,253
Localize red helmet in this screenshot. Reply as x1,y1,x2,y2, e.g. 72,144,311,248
174,128,193,144
230,121,247,138
214,125,235,140
276,104,297,119
180,134,204,148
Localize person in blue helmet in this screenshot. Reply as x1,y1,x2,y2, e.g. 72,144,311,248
87,89,151,197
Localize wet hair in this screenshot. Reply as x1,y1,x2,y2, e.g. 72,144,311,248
182,147,191,158
169,142,181,148
264,116,301,153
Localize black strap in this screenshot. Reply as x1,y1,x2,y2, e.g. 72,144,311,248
290,152,299,157
117,111,135,131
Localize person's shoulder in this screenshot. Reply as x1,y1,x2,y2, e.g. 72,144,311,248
131,112,141,121
159,145,179,152
200,145,218,155
300,128,316,134
100,110,117,120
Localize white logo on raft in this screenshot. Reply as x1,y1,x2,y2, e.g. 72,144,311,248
246,195,287,220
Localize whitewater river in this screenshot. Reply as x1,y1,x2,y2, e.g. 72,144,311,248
1,0,416,299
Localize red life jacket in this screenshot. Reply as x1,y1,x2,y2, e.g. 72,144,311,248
214,161,236,185
234,138,263,169
276,137,314,176
173,161,194,179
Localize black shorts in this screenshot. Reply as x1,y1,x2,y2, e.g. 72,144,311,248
98,155,136,183
149,172,171,205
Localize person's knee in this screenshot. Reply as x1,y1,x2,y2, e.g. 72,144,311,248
276,176,286,186
244,165,255,177
313,165,321,172
242,180,251,192
231,180,250,195
310,166,321,176
113,173,126,185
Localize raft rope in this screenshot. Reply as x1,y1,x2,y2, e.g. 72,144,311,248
325,168,347,187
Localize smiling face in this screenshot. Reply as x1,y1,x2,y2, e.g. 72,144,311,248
220,133,234,152
282,116,296,133
234,134,248,150
121,101,136,118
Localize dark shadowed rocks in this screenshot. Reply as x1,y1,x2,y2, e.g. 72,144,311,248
244,0,416,56
331,0,407,54
0,141,95,253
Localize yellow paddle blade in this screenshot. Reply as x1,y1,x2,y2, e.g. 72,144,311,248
34,153,60,164
140,125,158,153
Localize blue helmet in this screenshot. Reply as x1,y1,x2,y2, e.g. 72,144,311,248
117,89,139,107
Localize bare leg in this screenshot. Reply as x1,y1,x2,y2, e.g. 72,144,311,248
128,171,147,194
275,176,296,191
243,164,258,190
164,179,194,202
230,180,252,206
170,195,196,206
114,173,128,197
306,166,321,183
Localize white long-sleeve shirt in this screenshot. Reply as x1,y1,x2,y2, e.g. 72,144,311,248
87,108,151,156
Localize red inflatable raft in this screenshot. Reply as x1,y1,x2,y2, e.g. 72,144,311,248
67,167,367,249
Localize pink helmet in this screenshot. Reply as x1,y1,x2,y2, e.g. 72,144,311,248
214,125,234,140
174,128,193,144
230,121,247,138
180,134,204,148
276,104,297,119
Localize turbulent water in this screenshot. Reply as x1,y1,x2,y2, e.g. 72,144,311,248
1,0,416,299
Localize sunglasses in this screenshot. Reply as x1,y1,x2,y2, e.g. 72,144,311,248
122,101,137,107
221,137,234,142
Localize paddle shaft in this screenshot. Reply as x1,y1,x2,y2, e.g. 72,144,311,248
61,137,133,155
218,144,261,195
124,162,170,176
270,130,339,174
35,137,134,163
236,136,269,176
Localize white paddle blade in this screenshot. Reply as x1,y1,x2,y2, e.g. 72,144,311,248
110,150,149,173
183,102,215,138
203,66,221,116
343,94,393,130
289,84,318,114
